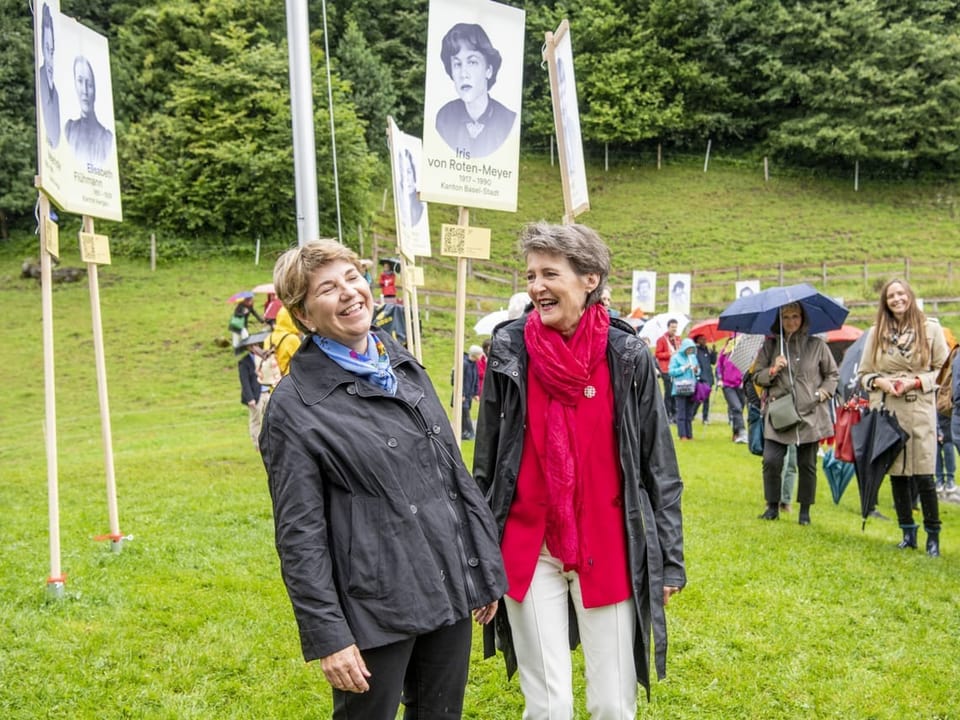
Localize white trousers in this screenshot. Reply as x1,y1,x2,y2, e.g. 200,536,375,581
504,547,638,720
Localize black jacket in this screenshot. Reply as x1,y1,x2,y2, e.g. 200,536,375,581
260,331,506,662
473,316,686,698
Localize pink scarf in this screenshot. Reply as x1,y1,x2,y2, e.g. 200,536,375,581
524,303,610,568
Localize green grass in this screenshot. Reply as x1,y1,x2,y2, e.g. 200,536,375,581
3,159,960,718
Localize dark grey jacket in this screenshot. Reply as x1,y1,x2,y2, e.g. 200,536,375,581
261,331,506,662
473,316,686,698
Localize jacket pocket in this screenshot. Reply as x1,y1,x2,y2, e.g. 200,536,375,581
347,497,382,598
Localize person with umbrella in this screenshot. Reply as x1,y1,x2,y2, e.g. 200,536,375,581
857,279,949,556
753,302,839,524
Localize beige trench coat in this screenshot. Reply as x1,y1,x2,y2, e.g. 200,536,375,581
857,319,950,476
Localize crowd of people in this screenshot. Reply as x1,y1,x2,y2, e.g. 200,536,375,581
220,225,955,719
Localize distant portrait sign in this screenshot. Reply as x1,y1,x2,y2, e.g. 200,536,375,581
35,4,122,221
545,20,588,218
388,118,432,261
668,272,691,316
735,280,760,299
632,270,656,314
420,0,525,212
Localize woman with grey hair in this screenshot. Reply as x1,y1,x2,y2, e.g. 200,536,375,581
474,222,686,717
261,240,505,719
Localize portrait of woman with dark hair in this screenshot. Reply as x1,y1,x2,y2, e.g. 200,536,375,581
398,147,425,228
39,3,61,148
435,23,517,159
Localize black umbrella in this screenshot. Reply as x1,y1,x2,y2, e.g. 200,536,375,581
837,332,869,402
851,405,909,529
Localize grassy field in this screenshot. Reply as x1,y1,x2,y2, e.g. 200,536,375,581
3,159,960,718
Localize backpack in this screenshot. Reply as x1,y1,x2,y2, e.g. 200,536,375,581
257,333,294,389
935,345,958,416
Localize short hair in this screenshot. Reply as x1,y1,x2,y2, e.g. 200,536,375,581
273,240,360,335
468,345,484,359
519,222,610,307
769,301,807,334
440,23,502,89
42,4,54,44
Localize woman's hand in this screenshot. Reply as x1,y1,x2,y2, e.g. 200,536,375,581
769,355,788,376
320,644,371,693
472,600,499,625
663,586,681,606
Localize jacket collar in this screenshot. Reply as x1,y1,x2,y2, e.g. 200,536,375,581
288,328,422,405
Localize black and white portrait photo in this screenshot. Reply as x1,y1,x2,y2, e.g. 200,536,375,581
735,280,760,299
632,270,657,314
420,0,525,213
435,22,516,159
65,55,114,166
38,3,61,148
388,118,432,259
668,272,691,316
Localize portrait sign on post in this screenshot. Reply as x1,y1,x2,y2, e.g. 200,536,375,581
668,272,691,317
632,270,657,315
544,19,588,221
35,3,122,221
735,280,760,299
388,118,432,261
420,0,525,212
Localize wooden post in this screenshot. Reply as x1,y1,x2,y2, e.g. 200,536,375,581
821,260,827,287
657,142,662,170
904,257,910,282
451,208,469,447
358,223,364,257
703,139,712,173
255,235,261,265
38,190,64,598
778,262,784,285
83,215,124,553
863,260,868,291
854,160,860,192
150,233,156,272
604,142,609,172
764,156,769,182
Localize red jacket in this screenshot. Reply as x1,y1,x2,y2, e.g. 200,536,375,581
655,333,681,374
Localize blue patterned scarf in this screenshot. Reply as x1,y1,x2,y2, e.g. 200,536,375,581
314,333,398,395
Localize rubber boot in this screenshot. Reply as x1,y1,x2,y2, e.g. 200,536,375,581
897,525,918,550
798,504,811,526
926,530,940,557
758,503,779,520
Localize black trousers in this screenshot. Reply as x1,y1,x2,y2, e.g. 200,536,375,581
661,373,676,419
332,617,472,720
762,439,818,505
890,475,940,532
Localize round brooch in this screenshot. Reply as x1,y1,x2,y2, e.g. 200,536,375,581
584,385,596,398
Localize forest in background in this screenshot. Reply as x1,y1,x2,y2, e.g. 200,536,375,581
2,0,959,246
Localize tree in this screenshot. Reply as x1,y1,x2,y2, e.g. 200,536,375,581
121,19,376,244
335,15,399,154
0,0,39,239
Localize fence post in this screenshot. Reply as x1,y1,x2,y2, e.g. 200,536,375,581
821,260,827,287
863,260,868,291
150,233,156,272
904,257,910,282
949,262,954,284
512,268,519,293
778,262,784,285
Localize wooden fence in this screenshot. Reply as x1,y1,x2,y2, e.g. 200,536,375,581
409,253,960,326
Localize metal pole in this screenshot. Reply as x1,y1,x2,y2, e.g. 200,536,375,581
285,0,320,246
321,0,344,243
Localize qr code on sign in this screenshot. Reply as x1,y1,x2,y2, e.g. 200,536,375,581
443,226,466,255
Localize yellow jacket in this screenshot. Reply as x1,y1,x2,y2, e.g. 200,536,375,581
267,307,303,377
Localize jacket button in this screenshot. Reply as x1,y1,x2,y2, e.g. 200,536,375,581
433,424,442,434
409,504,418,514
387,437,398,448
346,385,357,395
449,490,458,500
492,360,499,367
511,370,518,376
467,557,479,567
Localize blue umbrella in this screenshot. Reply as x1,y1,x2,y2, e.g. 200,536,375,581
718,283,849,336
822,446,856,504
